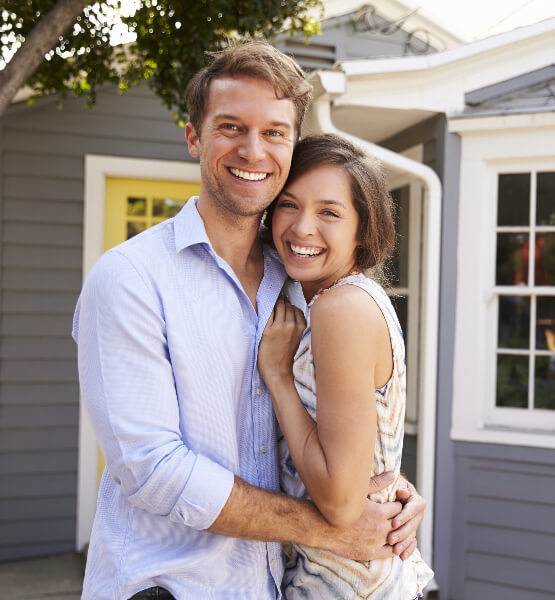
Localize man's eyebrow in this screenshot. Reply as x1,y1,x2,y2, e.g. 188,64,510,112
213,114,292,130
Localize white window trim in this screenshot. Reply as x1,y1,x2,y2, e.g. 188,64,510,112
450,113,555,449
76,155,201,550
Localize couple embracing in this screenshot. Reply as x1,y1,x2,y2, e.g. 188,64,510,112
73,41,433,600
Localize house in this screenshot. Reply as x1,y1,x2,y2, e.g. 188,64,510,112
0,2,554,598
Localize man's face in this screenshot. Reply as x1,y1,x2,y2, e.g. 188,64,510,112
186,75,297,219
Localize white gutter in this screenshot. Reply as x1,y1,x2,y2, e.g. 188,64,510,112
310,71,441,568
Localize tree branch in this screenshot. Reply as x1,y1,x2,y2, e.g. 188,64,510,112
0,0,89,117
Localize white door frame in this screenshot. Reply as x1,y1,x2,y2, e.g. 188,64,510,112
76,155,201,550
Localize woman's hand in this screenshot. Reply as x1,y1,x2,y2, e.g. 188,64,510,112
258,296,306,387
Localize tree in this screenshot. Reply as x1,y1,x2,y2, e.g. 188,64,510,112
0,0,321,120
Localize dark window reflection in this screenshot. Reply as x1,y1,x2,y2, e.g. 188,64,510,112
127,197,146,216
153,197,186,218
535,356,555,410
535,233,555,286
498,173,530,226
536,296,555,350
390,295,408,343
536,172,555,226
498,296,530,349
496,354,529,408
127,222,147,239
390,186,409,287
496,233,529,285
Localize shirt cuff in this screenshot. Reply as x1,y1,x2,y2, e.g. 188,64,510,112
169,453,235,530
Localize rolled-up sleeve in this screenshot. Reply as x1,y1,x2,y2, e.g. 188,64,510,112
73,249,234,530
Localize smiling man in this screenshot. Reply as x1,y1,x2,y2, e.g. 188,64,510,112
73,42,426,600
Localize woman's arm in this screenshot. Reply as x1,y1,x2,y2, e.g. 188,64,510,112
259,286,393,528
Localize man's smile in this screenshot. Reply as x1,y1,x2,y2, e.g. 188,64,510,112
228,167,269,181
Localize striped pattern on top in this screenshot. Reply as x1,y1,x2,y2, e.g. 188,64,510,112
279,272,434,599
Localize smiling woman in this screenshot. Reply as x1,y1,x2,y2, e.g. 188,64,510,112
258,134,433,599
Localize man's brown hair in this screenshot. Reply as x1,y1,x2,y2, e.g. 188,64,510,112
185,41,312,139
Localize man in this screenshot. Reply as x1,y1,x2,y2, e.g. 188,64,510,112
73,42,425,600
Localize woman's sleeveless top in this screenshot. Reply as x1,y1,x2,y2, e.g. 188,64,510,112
279,273,434,599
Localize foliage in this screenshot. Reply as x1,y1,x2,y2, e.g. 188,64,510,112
1,0,322,123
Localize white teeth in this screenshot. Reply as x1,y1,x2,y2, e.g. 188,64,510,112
229,168,268,181
290,243,323,256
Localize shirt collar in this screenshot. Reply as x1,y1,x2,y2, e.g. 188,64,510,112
173,196,211,253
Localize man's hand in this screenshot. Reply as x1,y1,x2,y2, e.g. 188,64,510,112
317,472,402,562
387,476,426,560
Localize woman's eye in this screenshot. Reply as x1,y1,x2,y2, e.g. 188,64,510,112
322,210,340,218
277,200,297,209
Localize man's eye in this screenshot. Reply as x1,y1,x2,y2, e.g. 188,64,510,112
221,123,238,131
267,130,283,137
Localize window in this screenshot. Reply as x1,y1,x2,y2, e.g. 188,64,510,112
450,112,555,447
494,172,555,415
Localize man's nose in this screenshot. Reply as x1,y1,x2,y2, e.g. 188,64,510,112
237,131,266,163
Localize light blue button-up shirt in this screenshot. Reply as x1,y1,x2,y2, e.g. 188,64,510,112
73,198,292,600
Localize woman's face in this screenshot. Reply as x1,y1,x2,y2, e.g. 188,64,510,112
272,164,360,300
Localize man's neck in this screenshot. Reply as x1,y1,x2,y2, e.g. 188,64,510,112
196,198,265,309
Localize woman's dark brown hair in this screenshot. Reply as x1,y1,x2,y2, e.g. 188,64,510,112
264,133,396,272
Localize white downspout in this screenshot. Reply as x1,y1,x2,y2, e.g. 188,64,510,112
310,72,441,569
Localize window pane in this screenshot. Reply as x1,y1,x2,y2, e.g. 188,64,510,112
127,197,146,216
390,186,409,287
153,197,186,218
127,221,146,239
537,296,555,351
497,173,530,226
498,296,530,349
535,233,555,286
496,233,528,285
496,354,528,408
536,172,555,226
390,295,408,343
535,356,555,410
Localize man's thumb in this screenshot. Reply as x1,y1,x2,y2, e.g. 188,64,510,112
368,471,395,494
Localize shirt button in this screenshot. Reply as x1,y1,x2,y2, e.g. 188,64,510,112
271,559,276,567
260,445,267,454
256,387,263,396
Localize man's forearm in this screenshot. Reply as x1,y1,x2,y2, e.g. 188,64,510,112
207,476,398,562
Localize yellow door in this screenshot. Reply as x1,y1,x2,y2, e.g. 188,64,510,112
97,177,201,482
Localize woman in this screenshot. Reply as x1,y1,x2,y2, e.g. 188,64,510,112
258,134,433,599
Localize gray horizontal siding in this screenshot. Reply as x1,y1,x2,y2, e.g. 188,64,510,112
1,82,193,560
450,442,555,599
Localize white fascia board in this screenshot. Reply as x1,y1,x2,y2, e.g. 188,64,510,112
339,17,555,77
448,111,555,133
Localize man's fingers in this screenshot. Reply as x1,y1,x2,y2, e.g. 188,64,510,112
391,495,425,530
371,544,396,561
380,500,403,522
387,513,419,547
395,538,418,561
368,471,395,495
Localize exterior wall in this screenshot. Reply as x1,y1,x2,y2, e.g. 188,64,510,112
0,83,191,560
450,442,555,600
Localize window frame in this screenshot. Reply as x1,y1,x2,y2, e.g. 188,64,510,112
486,166,555,430
450,112,555,449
